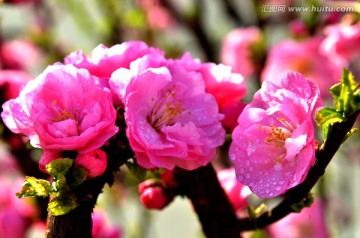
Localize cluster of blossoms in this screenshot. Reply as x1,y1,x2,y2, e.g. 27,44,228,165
1,41,245,178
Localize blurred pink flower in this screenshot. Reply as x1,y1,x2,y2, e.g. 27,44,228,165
217,168,251,211
137,0,174,30
1,64,118,155
221,27,262,79
110,53,225,170
179,53,247,132
75,149,107,178
0,70,32,101
229,72,323,198
321,22,360,63
1,39,42,71
261,37,345,98
0,176,37,238
92,209,123,238
267,199,329,238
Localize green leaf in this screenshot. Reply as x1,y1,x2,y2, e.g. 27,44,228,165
46,158,74,178
52,174,68,192
16,176,51,198
48,195,78,216
316,107,344,138
250,229,269,238
333,69,358,114
71,167,89,188
126,160,147,181
290,193,314,213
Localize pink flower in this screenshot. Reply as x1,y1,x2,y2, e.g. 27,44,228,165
221,27,262,78
267,199,329,238
179,53,247,132
75,149,107,178
0,70,32,100
65,41,164,105
321,22,360,63
92,209,123,238
1,39,42,70
1,64,118,154
137,0,174,30
64,41,164,78
138,179,173,210
261,37,345,98
217,168,251,211
110,54,225,170
229,72,323,198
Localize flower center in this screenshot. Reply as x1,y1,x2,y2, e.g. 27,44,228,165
51,101,78,122
148,85,190,131
265,117,293,148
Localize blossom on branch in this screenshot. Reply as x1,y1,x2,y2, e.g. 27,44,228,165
179,53,247,132
1,64,118,169
229,72,323,198
110,53,225,170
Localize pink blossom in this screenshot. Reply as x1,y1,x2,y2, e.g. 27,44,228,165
321,22,360,63
64,41,164,78
75,149,107,178
221,27,262,78
92,209,123,238
267,199,329,238
178,53,247,132
0,176,37,238
137,0,174,30
1,39,42,70
229,72,323,198
261,37,345,98
138,179,172,210
217,168,251,211
110,53,225,170
1,64,118,154
0,70,32,100
65,41,164,105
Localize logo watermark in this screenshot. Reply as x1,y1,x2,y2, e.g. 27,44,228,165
261,4,355,13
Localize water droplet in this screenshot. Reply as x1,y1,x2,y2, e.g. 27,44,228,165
265,189,270,194
240,168,245,174
238,175,244,181
275,186,282,191
279,181,285,185
246,173,251,179
245,161,250,166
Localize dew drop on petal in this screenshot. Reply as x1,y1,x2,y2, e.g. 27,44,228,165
275,186,282,191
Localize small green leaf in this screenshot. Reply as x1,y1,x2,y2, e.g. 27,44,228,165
46,158,74,178
16,176,51,198
52,174,68,192
48,195,78,216
71,167,89,188
333,69,358,114
290,193,314,213
126,160,147,181
316,107,344,138
250,229,269,238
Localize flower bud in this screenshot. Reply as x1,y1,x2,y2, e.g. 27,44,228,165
75,149,107,178
138,179,173,210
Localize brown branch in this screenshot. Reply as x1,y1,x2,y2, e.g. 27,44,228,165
173,111,359,236
45,108,134,238
173,164,240,238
